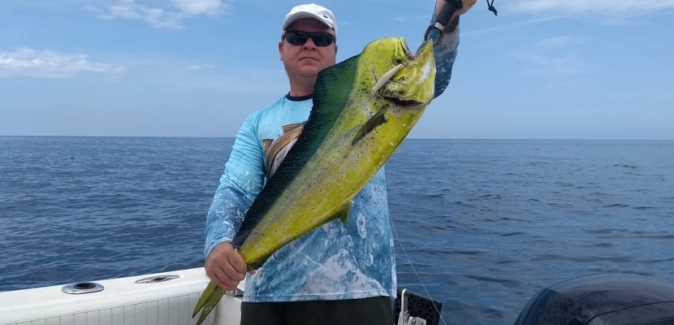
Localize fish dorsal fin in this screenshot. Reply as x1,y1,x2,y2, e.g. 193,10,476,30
231,54,361,250
352,108,389,145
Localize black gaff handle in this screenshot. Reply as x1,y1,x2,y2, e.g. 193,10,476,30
437,0,462,28
424,0,462,43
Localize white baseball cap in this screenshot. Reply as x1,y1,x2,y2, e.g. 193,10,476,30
282,3,338,35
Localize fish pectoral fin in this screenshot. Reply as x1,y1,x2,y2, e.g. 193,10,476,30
332,201,353,225
352,108,389,146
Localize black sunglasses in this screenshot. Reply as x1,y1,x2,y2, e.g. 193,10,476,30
283,30,335,47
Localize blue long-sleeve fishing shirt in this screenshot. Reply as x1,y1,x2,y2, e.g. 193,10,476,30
204,19,460,303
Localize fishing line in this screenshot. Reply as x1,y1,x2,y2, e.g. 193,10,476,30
385,4,499,322
390,212,449,325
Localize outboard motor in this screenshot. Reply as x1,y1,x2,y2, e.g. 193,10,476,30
514,274,674,325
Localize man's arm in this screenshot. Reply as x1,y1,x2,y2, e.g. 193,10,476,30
203,114,266,289
204,115,266,257
428,0,476,98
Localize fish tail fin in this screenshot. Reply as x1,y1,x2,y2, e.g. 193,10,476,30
193,281,225,324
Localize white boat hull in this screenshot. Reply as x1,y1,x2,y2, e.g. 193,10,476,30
0,268,443,325
0,268,243,325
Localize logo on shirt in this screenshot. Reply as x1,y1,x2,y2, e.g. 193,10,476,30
261,122,305,177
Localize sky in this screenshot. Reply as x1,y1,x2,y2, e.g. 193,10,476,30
0,0,673,140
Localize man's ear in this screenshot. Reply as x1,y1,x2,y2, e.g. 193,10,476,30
278,41,283,61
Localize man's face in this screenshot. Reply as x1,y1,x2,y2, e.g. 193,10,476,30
279,18,338,81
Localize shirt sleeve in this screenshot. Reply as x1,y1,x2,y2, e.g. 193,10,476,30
204,113,266,258
427,10,461,99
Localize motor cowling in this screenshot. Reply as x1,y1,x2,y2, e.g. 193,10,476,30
514,274,674,325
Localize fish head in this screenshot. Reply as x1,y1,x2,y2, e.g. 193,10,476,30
364,38,436,109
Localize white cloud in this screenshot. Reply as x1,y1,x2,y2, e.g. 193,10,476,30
186,63,214,70
513,37,587,76
0,47,123,78
537,36,580,49
511,0,674,15
523,54,584,76
172,0,224,17
104,0,182,29
463,16,562,37
105,56,286,95
100,0,230,29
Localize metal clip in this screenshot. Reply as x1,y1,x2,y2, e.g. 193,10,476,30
226,288,244,297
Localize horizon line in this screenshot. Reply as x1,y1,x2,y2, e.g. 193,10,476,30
1,135,673,141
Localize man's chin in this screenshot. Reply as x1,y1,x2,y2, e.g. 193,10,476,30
297,67,323,78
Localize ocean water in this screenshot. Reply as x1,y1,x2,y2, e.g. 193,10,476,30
1,136,673,325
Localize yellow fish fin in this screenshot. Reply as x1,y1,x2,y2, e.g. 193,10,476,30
352,108,388,146
332,201,353,225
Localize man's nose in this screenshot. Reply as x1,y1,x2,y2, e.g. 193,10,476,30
303,38,316,49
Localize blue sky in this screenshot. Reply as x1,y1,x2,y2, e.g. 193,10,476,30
1,0,672,140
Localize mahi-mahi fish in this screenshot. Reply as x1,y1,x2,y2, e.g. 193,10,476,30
193,36,436,325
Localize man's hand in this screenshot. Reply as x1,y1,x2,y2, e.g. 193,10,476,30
204,241,249,291
434,0,477,32
435,0,477,18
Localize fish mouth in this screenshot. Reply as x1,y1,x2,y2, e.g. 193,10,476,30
402,39,415,60
370,39,433,108
403,38,432,60
383,97,425,108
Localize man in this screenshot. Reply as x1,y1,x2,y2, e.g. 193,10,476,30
203,1,476,324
